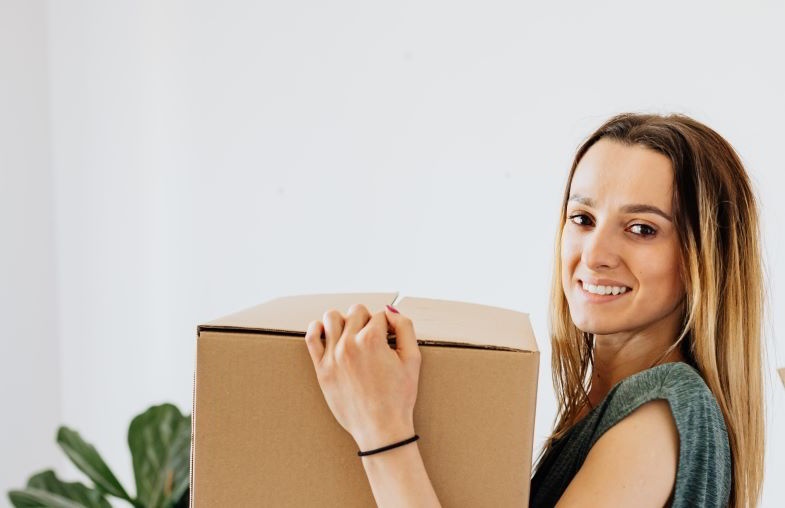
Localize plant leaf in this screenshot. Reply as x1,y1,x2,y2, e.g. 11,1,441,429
8,487,86,508
19,470,112,508
128,403,191,508
56,426,132,502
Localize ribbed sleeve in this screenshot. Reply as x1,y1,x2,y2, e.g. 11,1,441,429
530,362,731,507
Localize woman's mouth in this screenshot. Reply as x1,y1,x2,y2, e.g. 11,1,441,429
577,280,632,303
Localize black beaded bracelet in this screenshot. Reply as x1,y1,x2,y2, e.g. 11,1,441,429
357,434,420,457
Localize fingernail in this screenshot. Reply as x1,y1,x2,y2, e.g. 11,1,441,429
386,304,399,314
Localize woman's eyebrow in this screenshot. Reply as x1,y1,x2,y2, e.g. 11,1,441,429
568,194,673,222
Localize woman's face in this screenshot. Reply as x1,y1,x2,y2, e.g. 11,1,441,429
561,138,685,337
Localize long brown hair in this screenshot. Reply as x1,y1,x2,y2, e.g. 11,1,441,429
539,113,765,507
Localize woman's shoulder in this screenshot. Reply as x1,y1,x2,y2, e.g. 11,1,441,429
599,362,729,445
595,361,732,507
611,362,717,407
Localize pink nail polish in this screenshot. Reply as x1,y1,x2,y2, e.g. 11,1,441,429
386,304,399,314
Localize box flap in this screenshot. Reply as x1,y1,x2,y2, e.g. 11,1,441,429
198,292,537,353
394,295,537,352
199,292,398,335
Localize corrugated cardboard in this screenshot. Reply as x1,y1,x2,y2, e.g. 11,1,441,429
190,292,540,506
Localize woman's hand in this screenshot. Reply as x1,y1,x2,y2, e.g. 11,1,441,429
304,303,422,452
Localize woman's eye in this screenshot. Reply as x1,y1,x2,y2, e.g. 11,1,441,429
568,214,592,226
629,224,657,237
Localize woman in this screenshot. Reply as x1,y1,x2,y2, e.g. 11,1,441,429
304,113,765,507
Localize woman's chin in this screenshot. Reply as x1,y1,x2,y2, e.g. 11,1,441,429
569,307,631,336
572,319,621,336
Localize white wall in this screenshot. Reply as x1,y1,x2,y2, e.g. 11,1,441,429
3,0,784,505
0,0,62,499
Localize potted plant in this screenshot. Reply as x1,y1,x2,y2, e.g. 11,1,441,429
8,403,191,508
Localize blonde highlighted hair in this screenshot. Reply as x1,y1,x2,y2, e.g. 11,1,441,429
540,113,765,507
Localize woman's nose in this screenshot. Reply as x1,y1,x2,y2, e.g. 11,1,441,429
581,222,621,270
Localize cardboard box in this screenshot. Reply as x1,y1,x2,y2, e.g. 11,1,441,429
190,292,539,506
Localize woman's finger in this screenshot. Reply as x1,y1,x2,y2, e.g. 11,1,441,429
344,303,372,337
304,320,325,369
363,310,392,348
322,309,345,354
384,305,420,363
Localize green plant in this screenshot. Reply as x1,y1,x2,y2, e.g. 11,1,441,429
8,403,191,508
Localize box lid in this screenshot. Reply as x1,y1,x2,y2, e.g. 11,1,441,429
198,292,538,353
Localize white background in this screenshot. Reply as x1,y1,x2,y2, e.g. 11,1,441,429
2,0,784,505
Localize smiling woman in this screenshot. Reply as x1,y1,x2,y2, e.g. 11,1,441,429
531,113,765,508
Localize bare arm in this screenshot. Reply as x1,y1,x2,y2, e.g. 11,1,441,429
360,441,441,508
555,399,679,507
304,305,441,507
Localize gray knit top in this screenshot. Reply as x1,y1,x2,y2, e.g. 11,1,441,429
529,362,731,507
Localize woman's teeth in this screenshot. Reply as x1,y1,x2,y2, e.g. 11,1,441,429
581,281,629,295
